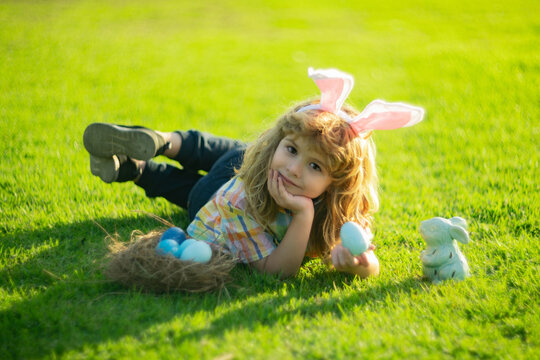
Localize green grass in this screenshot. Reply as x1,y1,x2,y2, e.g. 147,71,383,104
1,0,539,358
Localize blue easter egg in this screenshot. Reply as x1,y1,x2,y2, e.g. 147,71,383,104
179,241,212,264
176,239,198,257
340,221,370,255
160,227,187,245
156,239,181,257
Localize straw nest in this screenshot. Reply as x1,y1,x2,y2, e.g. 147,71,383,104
105,230,236,293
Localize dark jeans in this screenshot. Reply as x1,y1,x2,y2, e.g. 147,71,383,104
136,130,246,221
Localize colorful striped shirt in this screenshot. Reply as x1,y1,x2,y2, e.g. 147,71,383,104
187,176,292,263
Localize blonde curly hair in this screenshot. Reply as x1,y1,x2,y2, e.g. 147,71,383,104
236,99,379,260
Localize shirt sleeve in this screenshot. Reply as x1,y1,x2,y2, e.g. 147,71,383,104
218,201,277,263
187,177,279,264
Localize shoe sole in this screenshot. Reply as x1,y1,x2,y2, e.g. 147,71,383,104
83,123,157,160
90,155,119,183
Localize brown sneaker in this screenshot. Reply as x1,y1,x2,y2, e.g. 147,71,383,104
83,123,170,160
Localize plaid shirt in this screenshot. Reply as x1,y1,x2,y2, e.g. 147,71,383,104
187,176,292,263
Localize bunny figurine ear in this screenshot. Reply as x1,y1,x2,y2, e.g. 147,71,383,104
308,67,354,113
348,99,425,136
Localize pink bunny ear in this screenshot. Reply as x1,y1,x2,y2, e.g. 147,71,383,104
308,67,354,113
349,100,425,135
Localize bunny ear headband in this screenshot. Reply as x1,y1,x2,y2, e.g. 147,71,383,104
297,67,425,137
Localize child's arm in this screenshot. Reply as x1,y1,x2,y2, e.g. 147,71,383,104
250,170,315,277
331,243,380,278
251,209,313,277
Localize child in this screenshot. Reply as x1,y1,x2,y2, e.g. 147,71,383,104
83,68,424,278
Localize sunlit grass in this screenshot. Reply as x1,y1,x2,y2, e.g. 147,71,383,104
1,0,538,358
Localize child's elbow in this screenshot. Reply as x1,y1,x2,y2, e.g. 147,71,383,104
250,257,299,279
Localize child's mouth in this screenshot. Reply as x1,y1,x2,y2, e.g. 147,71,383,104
279,172,299,188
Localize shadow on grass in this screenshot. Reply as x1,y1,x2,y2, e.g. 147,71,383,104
0,214,424,359
0,213,189,358
174,274,424,345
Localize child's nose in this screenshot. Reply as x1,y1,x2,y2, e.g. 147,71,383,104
287,160,302,177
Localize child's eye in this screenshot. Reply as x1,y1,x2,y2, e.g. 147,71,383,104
286,146,297,155
309,162,322,172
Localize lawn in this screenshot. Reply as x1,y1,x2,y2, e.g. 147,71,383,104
1,0,539,359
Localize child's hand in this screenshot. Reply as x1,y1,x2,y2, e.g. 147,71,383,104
331,243,379,278
267,169,314,215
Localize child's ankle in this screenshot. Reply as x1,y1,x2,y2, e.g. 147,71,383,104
133,160,146,183
158,132,181,158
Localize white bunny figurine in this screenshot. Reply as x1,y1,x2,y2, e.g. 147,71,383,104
419,217,471,284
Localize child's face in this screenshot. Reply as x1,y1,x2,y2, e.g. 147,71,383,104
270,135,332,199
